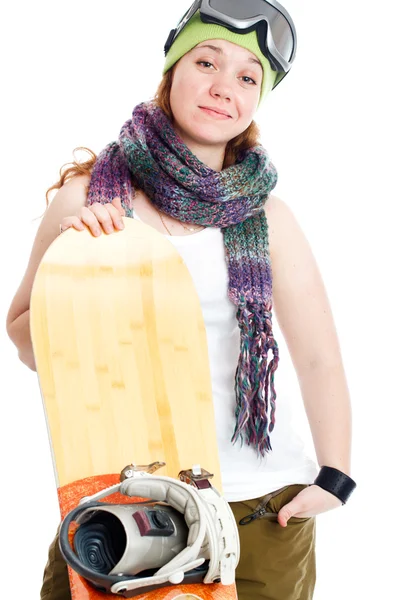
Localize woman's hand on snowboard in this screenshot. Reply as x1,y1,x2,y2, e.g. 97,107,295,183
59,197,126,236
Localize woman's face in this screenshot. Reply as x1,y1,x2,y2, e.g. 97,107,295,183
169,38,263,151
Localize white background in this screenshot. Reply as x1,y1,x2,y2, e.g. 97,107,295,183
1,1,399,598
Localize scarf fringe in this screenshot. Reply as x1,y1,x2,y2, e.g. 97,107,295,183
231,300,280,457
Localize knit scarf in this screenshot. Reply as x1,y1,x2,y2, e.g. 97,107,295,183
86,99,280,456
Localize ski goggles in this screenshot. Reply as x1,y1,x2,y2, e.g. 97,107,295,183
164,0,297,89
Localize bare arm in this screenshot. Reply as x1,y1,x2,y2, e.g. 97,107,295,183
6,175,91,371
266,195,352,476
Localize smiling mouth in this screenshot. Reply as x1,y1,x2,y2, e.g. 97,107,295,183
199,107,232,119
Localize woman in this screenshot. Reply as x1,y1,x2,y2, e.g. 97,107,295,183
6,2,356,599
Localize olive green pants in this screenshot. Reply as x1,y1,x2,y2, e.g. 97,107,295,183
40,484,316,600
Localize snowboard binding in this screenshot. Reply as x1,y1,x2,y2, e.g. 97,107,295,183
59,463,240,597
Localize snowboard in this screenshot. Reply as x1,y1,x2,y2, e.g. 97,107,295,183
30,216,238,600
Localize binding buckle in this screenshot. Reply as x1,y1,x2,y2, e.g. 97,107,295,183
178,464,214,489
120,462,166,481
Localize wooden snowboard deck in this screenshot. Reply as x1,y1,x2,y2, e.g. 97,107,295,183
31,218,237,599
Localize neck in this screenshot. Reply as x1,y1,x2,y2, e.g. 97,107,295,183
171,122,226,172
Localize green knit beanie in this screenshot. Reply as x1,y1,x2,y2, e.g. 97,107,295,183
163,10,276,109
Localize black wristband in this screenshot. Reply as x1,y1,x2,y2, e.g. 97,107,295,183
313,466,356,505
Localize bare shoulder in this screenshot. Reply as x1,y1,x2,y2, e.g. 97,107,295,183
48,173,91,215
263,193,297,259
264,192,283,221
263,193,340,373
263,192,320,294
61,173,91,192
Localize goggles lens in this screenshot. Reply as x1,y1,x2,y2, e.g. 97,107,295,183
208,0,295,64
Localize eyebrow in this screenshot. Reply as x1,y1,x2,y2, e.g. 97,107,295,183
194,44,263,69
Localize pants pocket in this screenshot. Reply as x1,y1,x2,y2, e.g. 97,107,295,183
230,485,317,600
267,483,314,522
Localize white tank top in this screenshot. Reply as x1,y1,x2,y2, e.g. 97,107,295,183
132,209,318,501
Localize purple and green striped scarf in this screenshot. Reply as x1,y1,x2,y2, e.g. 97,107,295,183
87,99,280,456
